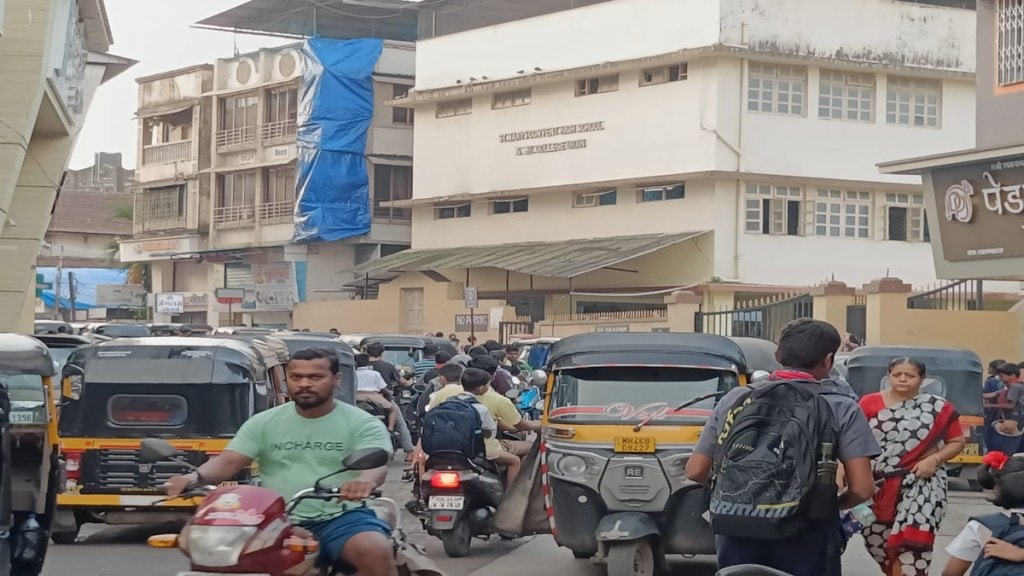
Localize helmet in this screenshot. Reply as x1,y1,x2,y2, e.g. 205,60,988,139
529,369,548,388
448,354,473,368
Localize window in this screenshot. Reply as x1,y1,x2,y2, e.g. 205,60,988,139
261,166,296,222
266,87,298,126
885,193,927,241
219,94,258,146
435,203,471,219
492,89,532,109
813,190,871,239
492,198,529,214
392,84,414,125
140,185,186,226
374,164,412,220
215,170,257,225
744,184,803,236
747,63,806,116
885,77,940,127
638,184,685,202
436,99,472,118
108,394,188,427
640,64,688,87
574,190,617,208
575,75,619,97
998,0,1024,86
818,70,875,122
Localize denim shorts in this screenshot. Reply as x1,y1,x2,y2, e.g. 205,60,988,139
300,507,392,563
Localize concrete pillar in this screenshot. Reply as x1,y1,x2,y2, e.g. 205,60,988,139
665,290,702,333
811,281,856,334
863,277,913,347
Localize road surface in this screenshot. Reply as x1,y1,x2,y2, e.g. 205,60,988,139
42,461,994,576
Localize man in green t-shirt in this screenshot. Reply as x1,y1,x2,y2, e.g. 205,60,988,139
165,348,397,576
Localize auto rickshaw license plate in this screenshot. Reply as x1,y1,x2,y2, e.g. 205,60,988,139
962,443,980,456
614,437,656,453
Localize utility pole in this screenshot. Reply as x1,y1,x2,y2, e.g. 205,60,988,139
68,271,77,322
53,246,64,320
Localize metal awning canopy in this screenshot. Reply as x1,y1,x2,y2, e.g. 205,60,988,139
349,232,708,279
194,0,422,41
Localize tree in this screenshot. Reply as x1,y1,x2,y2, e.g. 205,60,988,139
107,201,151,292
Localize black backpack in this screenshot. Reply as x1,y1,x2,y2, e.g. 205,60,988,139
709,379,839,540
421,395,485,459
970,513,1024,576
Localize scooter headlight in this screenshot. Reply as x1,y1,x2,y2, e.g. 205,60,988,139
187,526,257,567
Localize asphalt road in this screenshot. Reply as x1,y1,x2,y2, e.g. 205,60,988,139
41,461,997,576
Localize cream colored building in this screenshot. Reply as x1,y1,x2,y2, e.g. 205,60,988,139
119,42,416,327
0,0,134,332
340,0,986,333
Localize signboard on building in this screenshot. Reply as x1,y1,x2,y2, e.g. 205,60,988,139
455,314,489,331
120,235,200,263
595,325,630,333
216,288,245,304
225,262,299,313
930,155,1024,262
156,293,185,314
96,285,146,307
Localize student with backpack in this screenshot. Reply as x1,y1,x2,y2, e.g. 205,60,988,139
942,451,1024,576
685,318,881,576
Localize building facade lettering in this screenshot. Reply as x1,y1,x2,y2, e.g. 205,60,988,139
498,121,605,157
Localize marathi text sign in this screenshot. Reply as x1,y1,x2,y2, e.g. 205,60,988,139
931,156,1024,261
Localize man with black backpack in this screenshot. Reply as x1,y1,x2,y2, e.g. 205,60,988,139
685,318,880,576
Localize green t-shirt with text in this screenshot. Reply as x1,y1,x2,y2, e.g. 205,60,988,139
226,400,393,521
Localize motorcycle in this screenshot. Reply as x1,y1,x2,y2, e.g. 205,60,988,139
515,370,547,421
356,397,402,454
396,383,427,444
139,438,423,576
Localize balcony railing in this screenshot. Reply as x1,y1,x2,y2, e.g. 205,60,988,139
216,126,258,150
142,141,192,166
258,201,294,224
213,205,256,228
373,205,411,221
260,120,297,144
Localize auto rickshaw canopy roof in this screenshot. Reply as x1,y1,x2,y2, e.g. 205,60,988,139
66,336,267,384
275,335,356,366
725,337,782,372
547,332,750,373
0,334,56,376
220,334,291,367
845,345,984,414
357,334,427,350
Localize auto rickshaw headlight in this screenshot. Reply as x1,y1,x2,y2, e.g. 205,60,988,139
555,455,588,476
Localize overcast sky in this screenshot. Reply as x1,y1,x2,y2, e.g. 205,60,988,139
69,0,291,169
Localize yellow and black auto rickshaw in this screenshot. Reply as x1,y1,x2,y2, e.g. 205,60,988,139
532,332,772,576
845,346,985,473
52,337,272,542
2,334,62,576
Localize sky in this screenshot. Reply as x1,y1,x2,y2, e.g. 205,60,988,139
69,0,291,170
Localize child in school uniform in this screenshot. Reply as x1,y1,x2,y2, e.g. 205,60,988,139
941,452,1024,576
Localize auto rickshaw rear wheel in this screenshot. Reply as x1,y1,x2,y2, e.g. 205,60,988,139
606,539,655,576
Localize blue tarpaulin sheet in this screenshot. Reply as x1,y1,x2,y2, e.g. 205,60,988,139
37,267,127,309
294,37,383,243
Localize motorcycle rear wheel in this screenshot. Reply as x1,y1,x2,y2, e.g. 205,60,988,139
439,517,473,558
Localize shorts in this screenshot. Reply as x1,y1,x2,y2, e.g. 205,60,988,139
301,507,392,563
499,439,532,457
715,520,842,576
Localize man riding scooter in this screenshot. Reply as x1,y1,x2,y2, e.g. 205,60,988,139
165,348,398,576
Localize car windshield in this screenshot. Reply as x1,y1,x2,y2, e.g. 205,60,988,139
383,348,421,369
549,366,737,425
98,324,150,338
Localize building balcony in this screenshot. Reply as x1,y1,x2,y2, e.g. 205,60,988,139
136,215,188,233
261,120,297,145
372,205,411,221
216,126,258,151
258,200,294,224
142,140,193,166
213,205,256,229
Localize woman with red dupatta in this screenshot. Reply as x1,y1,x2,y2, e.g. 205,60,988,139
859,357,966,576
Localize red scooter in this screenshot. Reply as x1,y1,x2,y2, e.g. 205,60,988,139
139,438,400,576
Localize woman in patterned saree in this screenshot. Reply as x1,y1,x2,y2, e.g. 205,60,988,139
859,357,966,576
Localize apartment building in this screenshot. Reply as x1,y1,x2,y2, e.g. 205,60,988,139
882,0,1024,282
120,42,415,327
0,0,134,331
342,0,979,323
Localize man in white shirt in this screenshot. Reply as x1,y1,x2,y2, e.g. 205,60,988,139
355,353,397,433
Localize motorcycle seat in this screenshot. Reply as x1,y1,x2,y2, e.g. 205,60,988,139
716,565,794,576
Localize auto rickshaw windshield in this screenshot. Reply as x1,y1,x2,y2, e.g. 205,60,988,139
3,372,46,403
549,366,738,426
382,347,421,369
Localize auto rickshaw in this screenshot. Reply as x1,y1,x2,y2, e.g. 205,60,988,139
353,335,425,376
536,332,763,576
222,334,292,406
1,334,61,576
274,334,357,406
51,337,272,543
845,346,985,472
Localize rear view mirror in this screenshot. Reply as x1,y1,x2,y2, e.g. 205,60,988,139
140,438,179,463
61,365,84,400
343,448,390,471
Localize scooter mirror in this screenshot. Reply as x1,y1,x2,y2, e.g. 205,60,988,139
342,448,390,471
140,438,180,463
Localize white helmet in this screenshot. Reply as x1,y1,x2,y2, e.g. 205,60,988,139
529,369,548,387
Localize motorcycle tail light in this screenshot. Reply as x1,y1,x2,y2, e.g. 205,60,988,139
283,536,320,553
431,472,461,489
